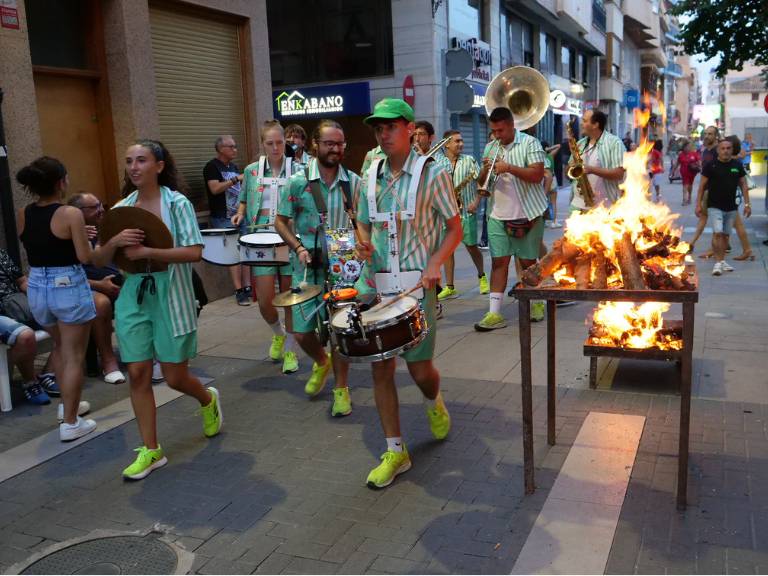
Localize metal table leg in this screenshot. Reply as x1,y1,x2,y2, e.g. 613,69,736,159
677,301,695,510
547,300,556,446
518,298,535,494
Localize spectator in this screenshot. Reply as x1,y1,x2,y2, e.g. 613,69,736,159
740,132,754,173
648,140,664,202
542,141,562,227
674,140,701,206
203,135,250,306
285,124,312,168
0,248,58,401
67,193,126,384
0,315,48,404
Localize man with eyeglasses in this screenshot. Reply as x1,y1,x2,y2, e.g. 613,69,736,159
275,119,363,418
203,135,250,305
67,193,126,385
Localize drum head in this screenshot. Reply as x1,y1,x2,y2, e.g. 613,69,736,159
330,306,353,328
363,295,418,323
239,232,284,247
202,228,238,235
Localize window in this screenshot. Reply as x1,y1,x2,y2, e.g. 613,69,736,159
540,32,556,74
580,54,589,85
592,0,606,32
26,0,93,69
522,20,534,67
268,0,393,85
752,92,760,101
450,0,484,41
562,46,576,80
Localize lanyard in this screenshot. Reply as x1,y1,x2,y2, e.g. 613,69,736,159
257,156,292,225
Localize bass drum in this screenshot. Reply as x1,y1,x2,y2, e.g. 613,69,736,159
201,228,240,266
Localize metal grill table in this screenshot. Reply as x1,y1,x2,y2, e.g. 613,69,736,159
511,280,698,510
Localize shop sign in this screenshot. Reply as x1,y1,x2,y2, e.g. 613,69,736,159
469,82,486,109
0,0,19,29
624,89,640,110
273,82,371,119
450,36,492,85
549,89,583,116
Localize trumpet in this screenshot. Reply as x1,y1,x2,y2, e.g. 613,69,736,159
425,136,451,158
566,118,595,207
477,140,502,197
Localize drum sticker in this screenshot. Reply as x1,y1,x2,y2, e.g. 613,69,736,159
326,229,361,285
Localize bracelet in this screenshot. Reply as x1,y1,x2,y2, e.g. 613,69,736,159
295,245,306,254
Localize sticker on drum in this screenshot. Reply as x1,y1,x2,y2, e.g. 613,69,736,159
201,228,240,266
238,232,290,266
326,228,362,284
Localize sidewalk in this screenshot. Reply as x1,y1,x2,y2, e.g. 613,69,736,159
0,175,766,574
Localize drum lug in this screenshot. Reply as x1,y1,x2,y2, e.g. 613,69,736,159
375,334,383,351
341,338,348,355
409,321,416,339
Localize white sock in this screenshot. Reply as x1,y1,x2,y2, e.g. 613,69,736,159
489,292,503,315
284,333,296,353
423,390,441,411
386,437,404,453
268,320,285,336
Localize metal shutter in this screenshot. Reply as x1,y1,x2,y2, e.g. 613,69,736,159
149,5,246,211
459,115,475,161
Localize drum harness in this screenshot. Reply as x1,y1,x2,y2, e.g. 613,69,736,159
254,155,293,231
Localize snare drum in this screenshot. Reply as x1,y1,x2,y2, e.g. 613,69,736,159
330,295,428,363
238,232,290,266
201,228,240,266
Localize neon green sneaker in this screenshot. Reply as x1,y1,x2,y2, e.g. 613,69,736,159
122,446,167,480
200,387,223,437
437,286,459,300
478,274,490,294
269,335,285,361
305,353,331,397
531,301,545,322
332,387,352,417
282,350,299,374
474,312,507,331
426,393,451,440
366,447,411,489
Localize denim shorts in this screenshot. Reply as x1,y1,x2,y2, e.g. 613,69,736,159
0,315,31,346
27,265,97,327
707,208,737,236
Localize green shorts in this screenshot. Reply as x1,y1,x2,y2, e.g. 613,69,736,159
250,214,293,277
461,213,478,247
115,271,197,363
289,293,327,334
488,216,544,260
401,286,437,363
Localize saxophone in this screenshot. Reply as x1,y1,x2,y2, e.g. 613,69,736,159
453,168,479,212
566,119,595,208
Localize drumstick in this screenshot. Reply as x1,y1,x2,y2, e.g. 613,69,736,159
368,281,423,313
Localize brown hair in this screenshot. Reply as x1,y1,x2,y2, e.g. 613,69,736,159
16,156,67,198
285,124,307,140
120,139,188,197
260,120,284,142
310,119,344,154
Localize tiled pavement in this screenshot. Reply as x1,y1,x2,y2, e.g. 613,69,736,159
0,174,766,574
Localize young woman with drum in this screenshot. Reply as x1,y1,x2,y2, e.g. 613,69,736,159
92,140,222,480
232,121,299,374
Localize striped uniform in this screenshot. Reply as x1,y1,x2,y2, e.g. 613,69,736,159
239,156,294,226
450,154,481,213
569,130,625,209
356,149,458,273
482,130,548,220
359,145,386,180
116,186,203,337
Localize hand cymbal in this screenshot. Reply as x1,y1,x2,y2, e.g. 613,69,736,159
272,285,323,307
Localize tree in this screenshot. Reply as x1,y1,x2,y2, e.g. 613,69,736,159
671,0,768,78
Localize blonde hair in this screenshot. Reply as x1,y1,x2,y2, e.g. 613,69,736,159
260,120,284,142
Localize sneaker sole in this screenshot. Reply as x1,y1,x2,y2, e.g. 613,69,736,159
474,322,507,332
366,460,412,489
332,406,352,417
204,387,223,437
438,294,459,300
123,456,168,481
59,424,97,442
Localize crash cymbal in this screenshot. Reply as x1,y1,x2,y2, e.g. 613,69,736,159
100,206,173,274
272,284,323,307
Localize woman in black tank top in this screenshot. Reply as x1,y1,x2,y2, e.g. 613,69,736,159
16,156,98,442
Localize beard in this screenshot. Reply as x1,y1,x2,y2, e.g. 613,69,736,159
318,153,342,168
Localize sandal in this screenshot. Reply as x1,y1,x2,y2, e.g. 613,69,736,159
698,251,714,259
733,251,755,261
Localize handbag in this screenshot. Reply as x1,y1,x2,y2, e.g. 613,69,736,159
745,172,757,190
504,217,538,239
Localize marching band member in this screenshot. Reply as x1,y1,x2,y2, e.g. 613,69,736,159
473,107,547,330
285,124,312,169
355,98,462,489
275,120,363,416
437,129,488,300
414,120,450,168
232,121,299,374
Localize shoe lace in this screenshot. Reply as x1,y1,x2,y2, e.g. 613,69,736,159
26,383,44,397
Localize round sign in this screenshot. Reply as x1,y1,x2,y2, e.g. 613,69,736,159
402,75,415,107
549,90,566,108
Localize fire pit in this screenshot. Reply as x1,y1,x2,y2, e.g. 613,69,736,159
511,119,698,510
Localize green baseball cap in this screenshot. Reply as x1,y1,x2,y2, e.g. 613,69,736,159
364,98,415,125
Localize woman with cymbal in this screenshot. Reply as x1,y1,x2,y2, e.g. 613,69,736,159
92,139,222,481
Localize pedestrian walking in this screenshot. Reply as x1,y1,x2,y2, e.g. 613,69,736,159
673,140,700,205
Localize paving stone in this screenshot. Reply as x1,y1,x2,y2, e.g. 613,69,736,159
282,556,339,574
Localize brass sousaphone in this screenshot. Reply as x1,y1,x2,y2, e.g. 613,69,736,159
478,66,550,196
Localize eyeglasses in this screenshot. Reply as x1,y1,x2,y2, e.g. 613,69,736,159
82,202,103,211
221,144,238,148
318,140,347,150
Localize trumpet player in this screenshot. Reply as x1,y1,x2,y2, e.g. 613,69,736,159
568,109,625,212
474,107,548,330
438,130,489,300
414,120,449,168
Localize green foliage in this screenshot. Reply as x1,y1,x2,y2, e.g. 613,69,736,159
671,0,768,79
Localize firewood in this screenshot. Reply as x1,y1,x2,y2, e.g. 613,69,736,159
616,232,647,290
521,239,568,286
592,252,608,289
574,254,592,289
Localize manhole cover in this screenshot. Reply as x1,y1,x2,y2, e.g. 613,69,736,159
20,535,180,575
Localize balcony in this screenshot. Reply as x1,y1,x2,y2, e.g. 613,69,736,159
556,0,591,35
623,0,653,32
660,62,683,78
599,76,623,102
665,23,680,43
640,45,667,68
592,0,607,32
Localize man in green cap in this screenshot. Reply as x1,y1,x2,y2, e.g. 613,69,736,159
354,98,462,489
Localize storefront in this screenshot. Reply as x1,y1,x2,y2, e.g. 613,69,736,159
272,81,374,174
451,36,492,162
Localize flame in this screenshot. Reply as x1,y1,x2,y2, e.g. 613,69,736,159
589,301,682,350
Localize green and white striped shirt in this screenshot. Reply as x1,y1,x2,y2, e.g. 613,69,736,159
482,130,547,220
449,154,480,214
359,145,386,180
239,156,295,224
357,149,458,273
569,130,625,208
116,187,203,337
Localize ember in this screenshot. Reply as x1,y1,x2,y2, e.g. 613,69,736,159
588,301,683,351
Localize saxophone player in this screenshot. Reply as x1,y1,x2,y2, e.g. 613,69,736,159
568,110,626,212
437,130,489,300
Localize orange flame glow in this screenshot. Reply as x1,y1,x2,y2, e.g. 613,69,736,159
589,301,683,350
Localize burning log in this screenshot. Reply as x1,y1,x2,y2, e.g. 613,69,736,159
592,252,608,289
521,238,582,286
574,254,592,289
616,232,647,290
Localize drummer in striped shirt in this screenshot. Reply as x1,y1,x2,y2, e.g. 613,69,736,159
355,98,463,489
436,129,489,300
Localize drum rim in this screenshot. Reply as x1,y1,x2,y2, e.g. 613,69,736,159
330,302,423,331
202,256,240,265
202,228,239,235
332,328,429,363
238,233,286,248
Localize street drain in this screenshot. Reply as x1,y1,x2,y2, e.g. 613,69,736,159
15,533,190,575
